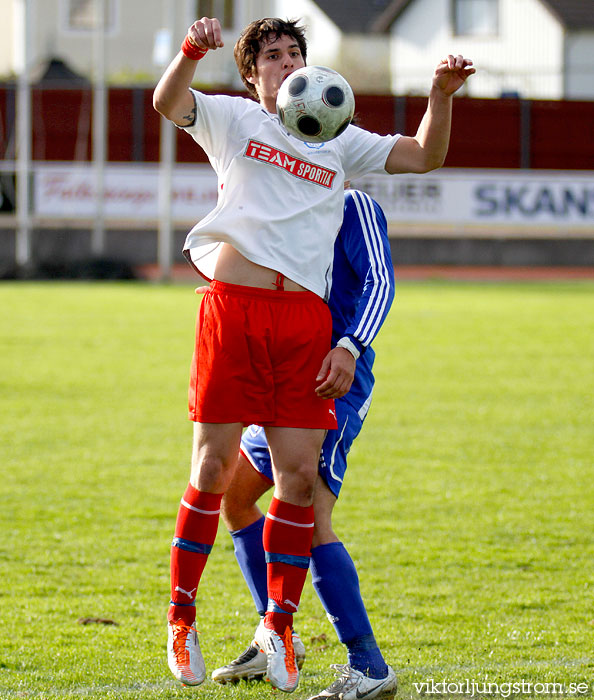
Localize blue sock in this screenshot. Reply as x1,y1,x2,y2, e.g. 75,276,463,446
230,516,268,616
311,542,388,679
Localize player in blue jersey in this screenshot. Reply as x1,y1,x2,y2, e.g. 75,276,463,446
210,189,398,700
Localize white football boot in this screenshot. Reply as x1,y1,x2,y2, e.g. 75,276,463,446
262,624,300,692
211,637,267,683
307,664,397,700
211,618,306,684
167,620,206,686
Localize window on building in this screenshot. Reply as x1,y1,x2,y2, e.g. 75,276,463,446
65,0,117,32
196,0,235,30
453,0,498,36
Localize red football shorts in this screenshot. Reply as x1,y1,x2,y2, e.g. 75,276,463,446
188,280,337,429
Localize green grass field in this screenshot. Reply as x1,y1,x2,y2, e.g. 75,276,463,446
1,280,593,700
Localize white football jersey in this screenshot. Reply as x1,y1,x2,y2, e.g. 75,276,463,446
181,90,399,299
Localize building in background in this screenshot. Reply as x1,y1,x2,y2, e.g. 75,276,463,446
0,0,593,97
299,0,594,98
379,0,594,98
0,0,358,89
0,0,281,88
1,0,593,275
275,0,394,93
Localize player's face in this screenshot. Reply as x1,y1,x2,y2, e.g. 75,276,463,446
248,33,305,112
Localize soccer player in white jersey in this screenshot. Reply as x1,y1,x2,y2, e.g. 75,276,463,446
153,15,474,693
211,188,398,700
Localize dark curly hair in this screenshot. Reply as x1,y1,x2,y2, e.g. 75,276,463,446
233,17,307,99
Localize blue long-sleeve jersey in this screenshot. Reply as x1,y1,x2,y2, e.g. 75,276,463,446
329,189,395,411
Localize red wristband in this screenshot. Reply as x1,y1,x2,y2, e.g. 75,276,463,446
181,35,208,61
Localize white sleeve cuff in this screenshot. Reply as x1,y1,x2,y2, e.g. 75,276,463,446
336,337,360,360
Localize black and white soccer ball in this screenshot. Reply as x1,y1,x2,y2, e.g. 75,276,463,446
276,65,355,143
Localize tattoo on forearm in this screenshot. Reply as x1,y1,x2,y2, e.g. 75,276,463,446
181,106,197,125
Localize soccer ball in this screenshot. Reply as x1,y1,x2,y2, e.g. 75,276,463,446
276,65,355,144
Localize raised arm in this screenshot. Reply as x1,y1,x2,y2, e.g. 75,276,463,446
153,17,224,126
385,54,475,174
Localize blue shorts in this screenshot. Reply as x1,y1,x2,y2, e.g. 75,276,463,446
239,396,365,498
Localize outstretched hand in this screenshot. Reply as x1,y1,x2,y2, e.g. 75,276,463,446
433,54,475,96
315,347,356,400
187,17,224,51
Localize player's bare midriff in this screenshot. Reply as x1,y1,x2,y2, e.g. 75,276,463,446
213,242,308,292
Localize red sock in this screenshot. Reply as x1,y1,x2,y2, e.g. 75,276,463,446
263,497,314,633
168,484,222,624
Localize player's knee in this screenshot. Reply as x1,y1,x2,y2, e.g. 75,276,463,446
190,452,233,491
276,470,315,505
297,479,315,505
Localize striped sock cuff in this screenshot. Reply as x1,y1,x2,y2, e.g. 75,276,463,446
169,600,196,608
265,512,314,528
172,537,213,555
181,485,222,515
267,599,297,614
265,552,310,569
264,498,315,559
267,497,314,527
